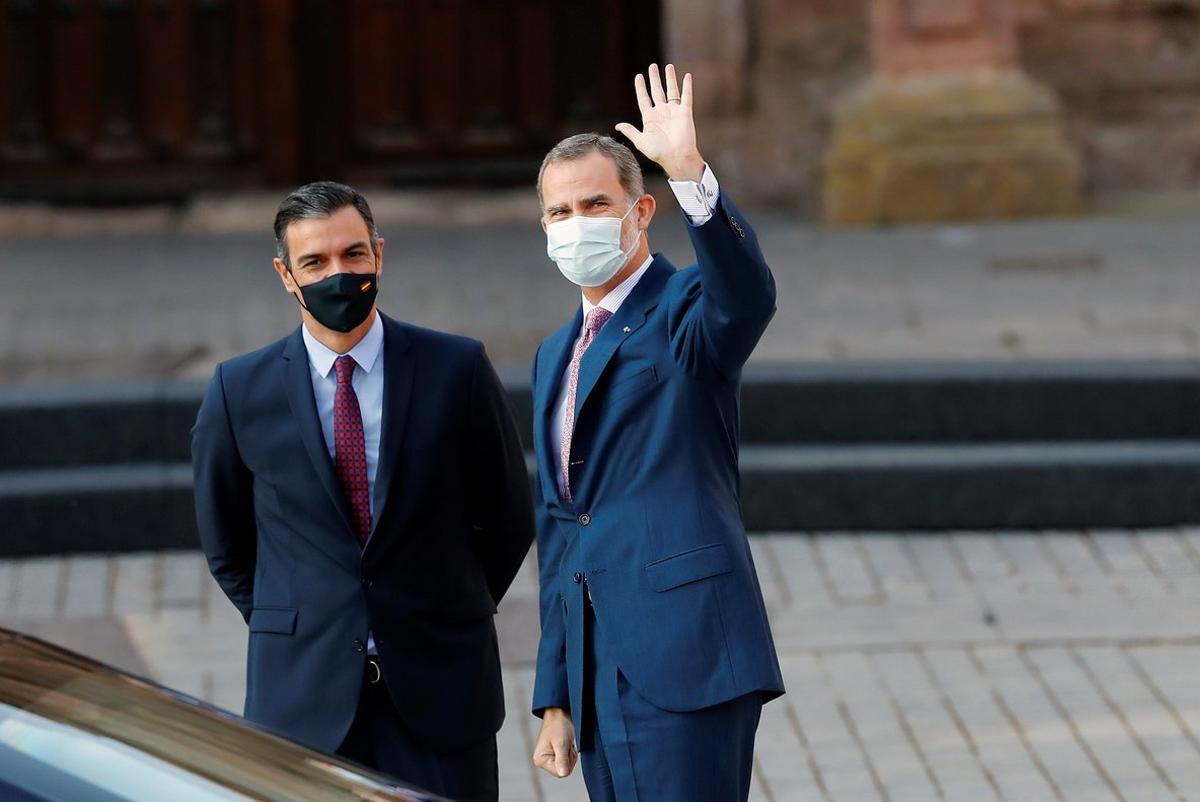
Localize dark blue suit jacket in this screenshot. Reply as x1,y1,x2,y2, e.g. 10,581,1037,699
530,196,786,730
191,313,534,754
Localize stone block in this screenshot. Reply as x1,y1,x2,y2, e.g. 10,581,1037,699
824,69,1081,223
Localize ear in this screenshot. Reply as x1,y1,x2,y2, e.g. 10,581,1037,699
540,215,549,234
273,258,297,293
635,193,656,231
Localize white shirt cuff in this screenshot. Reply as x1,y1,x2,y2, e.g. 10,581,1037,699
668,164,720,226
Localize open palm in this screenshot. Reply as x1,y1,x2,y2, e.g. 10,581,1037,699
616,64,704,183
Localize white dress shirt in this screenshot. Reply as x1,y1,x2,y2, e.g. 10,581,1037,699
550,167,722,494
301,311,384,652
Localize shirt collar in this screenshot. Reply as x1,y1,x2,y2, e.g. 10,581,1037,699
581,254,655,320
301,311,384,378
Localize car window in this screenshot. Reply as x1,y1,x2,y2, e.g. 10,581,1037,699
0,702,252,801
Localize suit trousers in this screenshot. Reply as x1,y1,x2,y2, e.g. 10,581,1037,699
337,667,498,802
579,600,763,802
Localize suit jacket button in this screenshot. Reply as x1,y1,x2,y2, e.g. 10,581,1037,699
578,513,591,526
353,639,366,653
572,572,582,584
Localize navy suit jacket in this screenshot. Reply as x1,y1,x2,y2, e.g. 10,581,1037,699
191,313,534,754
530,195,786,730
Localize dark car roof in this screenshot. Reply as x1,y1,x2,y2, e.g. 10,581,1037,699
0,627,448,801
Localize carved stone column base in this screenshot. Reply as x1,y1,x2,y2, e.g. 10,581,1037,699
823,69,1081,224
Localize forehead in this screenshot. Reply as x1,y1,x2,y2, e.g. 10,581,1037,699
541,150,624,203
285,205,371,256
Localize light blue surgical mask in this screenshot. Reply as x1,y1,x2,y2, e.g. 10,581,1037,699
545,203,640,288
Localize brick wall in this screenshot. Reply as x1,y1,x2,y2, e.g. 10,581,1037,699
1016,0,1200,193
672,0,1200,212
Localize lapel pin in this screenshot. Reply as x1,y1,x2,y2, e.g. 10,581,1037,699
623,326,631,333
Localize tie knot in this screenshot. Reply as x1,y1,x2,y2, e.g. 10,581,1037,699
334,355,357,384
586,307,613,334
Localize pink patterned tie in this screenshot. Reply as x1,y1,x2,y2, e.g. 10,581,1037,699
560,307,613,501
333,355,372,544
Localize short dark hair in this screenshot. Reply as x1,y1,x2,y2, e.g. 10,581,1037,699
537,133,645,211
273,180,380,267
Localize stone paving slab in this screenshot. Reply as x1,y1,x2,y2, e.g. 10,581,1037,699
2,209,1200,384
4,530,1200,801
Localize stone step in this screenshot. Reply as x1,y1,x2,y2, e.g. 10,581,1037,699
0,463,196,556
0,380,204,470
4,360,1200,471
4,441,1199,556
740,359,1200,444
741,440,1200,531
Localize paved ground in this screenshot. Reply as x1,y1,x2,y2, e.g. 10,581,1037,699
4,529,1200,801
2,195,1200,383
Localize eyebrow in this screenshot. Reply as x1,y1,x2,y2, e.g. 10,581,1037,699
296,241,370,265
546,194,614,215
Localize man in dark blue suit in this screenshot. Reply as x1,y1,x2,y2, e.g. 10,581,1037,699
529,65,785,801
191,181,534,801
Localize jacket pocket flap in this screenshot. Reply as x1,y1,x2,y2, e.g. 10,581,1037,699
249,607,298,634
606,366,657,399
645,544,732,592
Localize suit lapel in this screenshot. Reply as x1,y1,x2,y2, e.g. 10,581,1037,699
534,308,582,505
573,257,674,419
282,328,355,535
370,314,415,537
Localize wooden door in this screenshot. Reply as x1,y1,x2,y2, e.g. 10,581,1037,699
0,0,662,198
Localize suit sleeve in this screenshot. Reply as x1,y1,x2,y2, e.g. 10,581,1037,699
466,343,536,605
667,192,777,381
530,349,571,717
190,364,256,622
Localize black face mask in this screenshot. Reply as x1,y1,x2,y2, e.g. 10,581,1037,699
291,268,379,333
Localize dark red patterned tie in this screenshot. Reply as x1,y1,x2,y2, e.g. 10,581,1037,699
333,355,371,545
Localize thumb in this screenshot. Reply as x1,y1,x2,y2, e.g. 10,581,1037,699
615,123,643,148
555,742,571,777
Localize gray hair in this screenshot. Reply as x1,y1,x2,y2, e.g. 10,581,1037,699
273,180,380,267
536,133,645,210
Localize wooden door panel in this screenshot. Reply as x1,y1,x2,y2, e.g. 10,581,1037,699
0,1,54,161
0,0,282,199
331,0,661,183
345,0,431,154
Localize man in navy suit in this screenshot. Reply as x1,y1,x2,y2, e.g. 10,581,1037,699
529,65,785,801
192,181,534,801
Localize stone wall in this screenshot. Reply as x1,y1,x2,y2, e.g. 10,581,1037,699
1016,0,1200,194
667,0,1200,212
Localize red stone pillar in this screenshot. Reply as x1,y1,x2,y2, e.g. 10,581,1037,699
823,0,1080,224
874,0,1018,75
